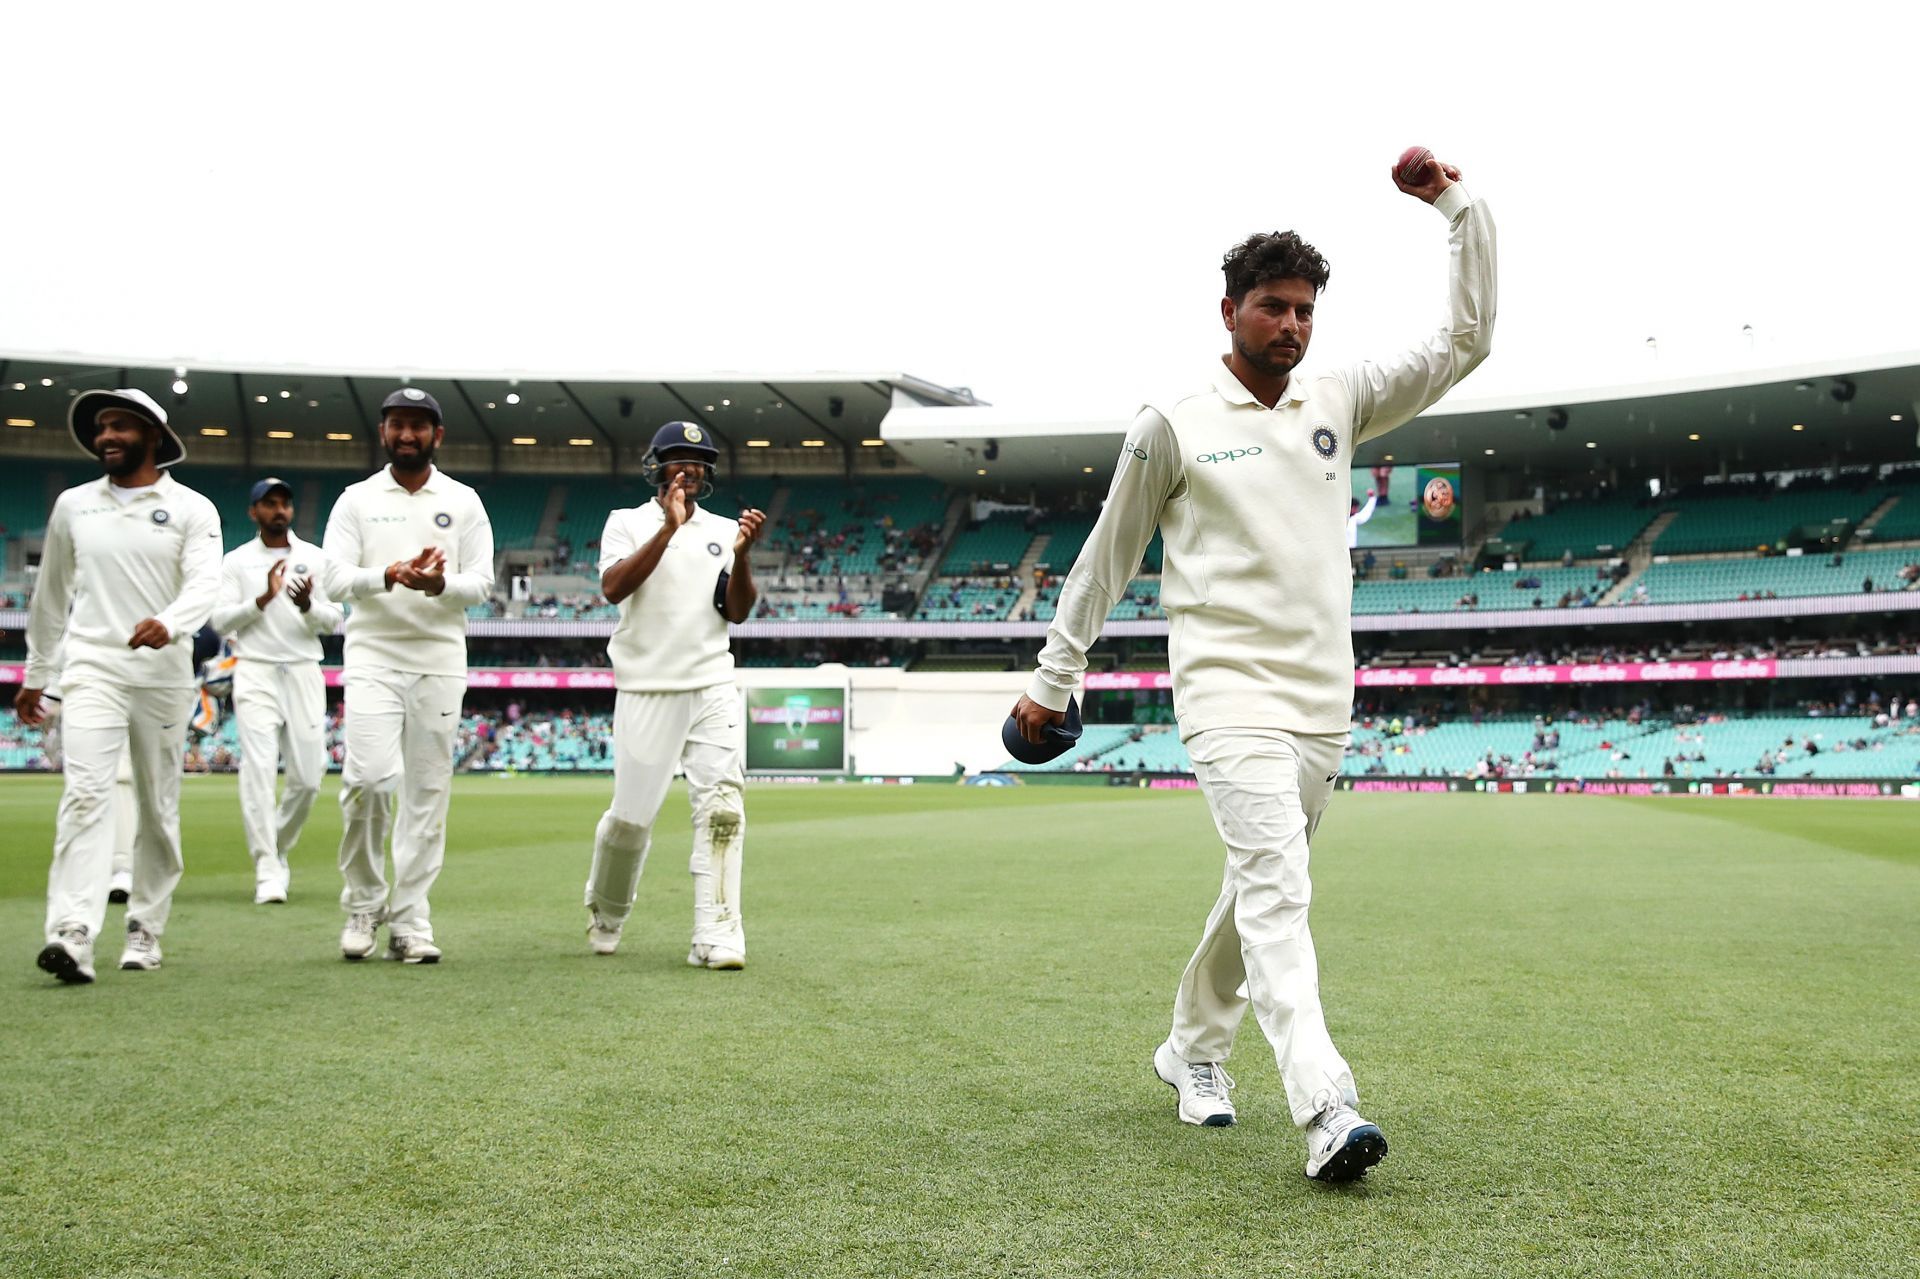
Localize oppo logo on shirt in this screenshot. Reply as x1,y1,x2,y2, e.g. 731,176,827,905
365,515,410,524
1196,447,1264,464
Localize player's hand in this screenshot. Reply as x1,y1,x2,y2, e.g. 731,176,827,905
1391,156,1461,204
662,472,695,529
14,686,46,726
1010,694,1066,745
128,618,171,649
735,508,766,555
392,547,447,594
257,559,287,609
287,575,314,612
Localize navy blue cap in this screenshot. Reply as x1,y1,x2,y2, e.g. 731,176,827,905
647,420,719,461
248,476,293,505
380,386,443,424
1002,696,1083,766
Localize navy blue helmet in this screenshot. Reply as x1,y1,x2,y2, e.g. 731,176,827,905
640,421,720,498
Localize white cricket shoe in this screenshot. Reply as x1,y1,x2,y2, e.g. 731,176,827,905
254,882,289,905
340,911,379,961
587,910,623,955
1153,1039,1236,1127
37,924,96,985
386,935,442,965
687,943,745,970
1304,1102,1388,1183
119,920,163,972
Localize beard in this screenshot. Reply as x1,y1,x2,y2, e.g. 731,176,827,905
1234,333,1303,380
99,437,152,478
385,438,436,470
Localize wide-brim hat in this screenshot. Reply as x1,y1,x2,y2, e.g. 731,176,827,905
69,388,186,469
1002,695,1084,766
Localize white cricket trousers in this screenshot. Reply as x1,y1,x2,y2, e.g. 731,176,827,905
337,667,464,941
44,679,190,943
1170,728,1358,1128
233,660,327,894
111,746,135,890
587,685,747,952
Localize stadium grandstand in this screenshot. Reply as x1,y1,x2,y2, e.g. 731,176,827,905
3,348,1919,789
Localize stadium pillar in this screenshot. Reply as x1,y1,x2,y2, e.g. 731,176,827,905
231,372,256,473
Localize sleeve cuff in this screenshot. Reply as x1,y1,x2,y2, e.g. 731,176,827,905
1026,672,1075,713
353,566,389,596
1434,183,1471,222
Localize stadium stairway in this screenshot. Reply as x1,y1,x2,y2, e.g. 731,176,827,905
1854,493,1902,539
1009,534,1051,619
534,484,568,548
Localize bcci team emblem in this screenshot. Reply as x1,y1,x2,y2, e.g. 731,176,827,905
434,512,452,528
151,509,171,524
707,542,722,557
1310,425,1339,460
293,563,309,575
402,387,427,401
684,425,704,443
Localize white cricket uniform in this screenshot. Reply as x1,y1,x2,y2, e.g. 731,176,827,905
25,472,223,946
39,675,134,894
211,533,343,896
586,499,748,953
1028,185,1496,1125
320,466,493,942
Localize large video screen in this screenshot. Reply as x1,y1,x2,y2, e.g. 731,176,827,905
743,685,848,773
1350,462,1461,548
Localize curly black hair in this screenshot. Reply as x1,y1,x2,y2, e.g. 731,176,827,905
1222,231,1330,304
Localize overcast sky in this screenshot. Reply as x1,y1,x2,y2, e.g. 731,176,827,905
7,3,1917,419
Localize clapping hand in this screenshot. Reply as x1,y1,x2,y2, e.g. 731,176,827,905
388,547,448,595
735,508,767,555
286,574,314,612
257,559,287,609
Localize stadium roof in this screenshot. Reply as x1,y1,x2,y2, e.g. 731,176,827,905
883,351,1920,483
0,351,979,458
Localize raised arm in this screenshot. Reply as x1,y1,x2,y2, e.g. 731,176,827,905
1013,408,1180,741
211,552,269,635
1342,156,1497,444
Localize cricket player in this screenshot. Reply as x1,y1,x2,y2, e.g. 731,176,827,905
20,388,223,983
320,388,493,964
584,422,765,969
210,477,342,904
1011,154,1496,1182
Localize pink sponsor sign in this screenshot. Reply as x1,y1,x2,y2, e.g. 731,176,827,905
315,667,618,690
0,659,1782,693
747,706,845,725
1086,660,1778,691
1352,660,1776,687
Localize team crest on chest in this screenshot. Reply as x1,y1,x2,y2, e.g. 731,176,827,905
1310,425,1339,460
707,542,722,556
151,509,171,524
434,512,452,528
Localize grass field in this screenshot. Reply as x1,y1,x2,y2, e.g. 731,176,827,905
2,776,1916,1278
